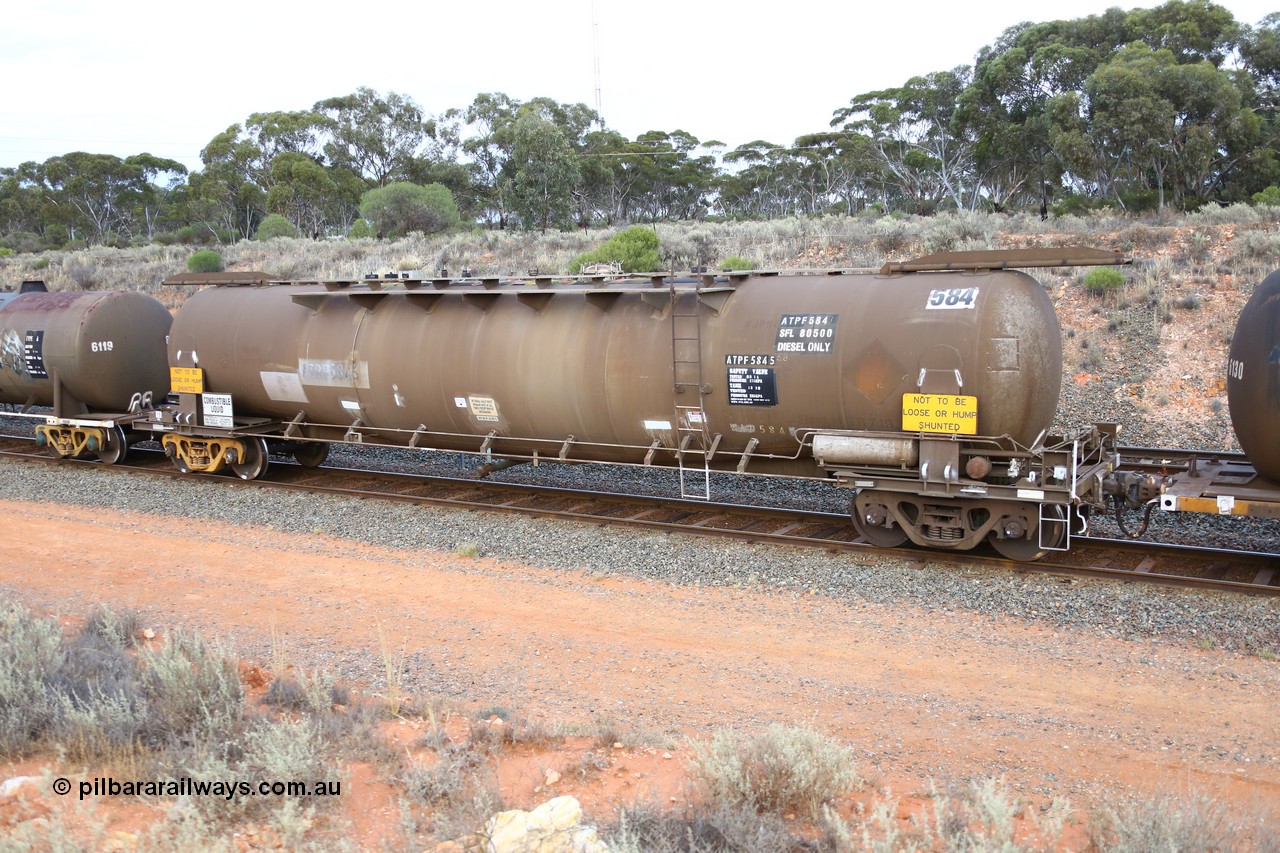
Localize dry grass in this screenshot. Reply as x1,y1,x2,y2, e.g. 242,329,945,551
3,210,1275,306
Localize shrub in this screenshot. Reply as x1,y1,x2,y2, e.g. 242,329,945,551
187,250,223,273
688,724,858,818
66,261,99,290
141,629,243,749
607,802,797,853
1252,185,1280,206
348,218,375,239
719,255,754,271
359,182,460,237
915,778,1068,852
1083,266,1124,294
0,231,43,253
176,225,215,245
254,214,299,240
1091,792,1235,852
0,602,69,757
569,226,661,273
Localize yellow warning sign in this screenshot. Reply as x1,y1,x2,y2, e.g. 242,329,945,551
902,393,978,435
170,367,204,394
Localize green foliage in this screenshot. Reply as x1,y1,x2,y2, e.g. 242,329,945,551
0,232,43,254
359,182,460,237
1083,266,1125,294
1253,185,1280,206
508,109,581,231
175,225,222,246
254,213,299,240
0,248,11,257
719,255,754,270
569,226,661,273
187,250,224,273
348,218,375,239
688,724,858,819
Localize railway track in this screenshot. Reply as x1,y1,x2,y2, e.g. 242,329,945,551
2,433,1277,596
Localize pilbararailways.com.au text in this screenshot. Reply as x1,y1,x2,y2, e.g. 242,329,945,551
59,776,341,801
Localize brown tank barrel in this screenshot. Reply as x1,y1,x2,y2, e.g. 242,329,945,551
0,290,173,412
1227,270,1280,482
169,270,1061,464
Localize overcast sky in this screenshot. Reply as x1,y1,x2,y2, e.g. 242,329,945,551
1,0,1275,172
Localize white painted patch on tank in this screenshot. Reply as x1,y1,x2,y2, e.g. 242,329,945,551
643,419,672,430
299,358,370,389
260,371,309,404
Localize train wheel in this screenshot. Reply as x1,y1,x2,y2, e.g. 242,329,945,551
292,441,329,468
989,506,1066,562
851,493,910,548
230,437,270,481
96,426,129,465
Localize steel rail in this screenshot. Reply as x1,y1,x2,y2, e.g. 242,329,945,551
1,437,1276,597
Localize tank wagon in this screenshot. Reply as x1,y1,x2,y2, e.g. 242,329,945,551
130,249,1158,561
0,281,172,462
1227,269,1280,483
1155,269,1280,523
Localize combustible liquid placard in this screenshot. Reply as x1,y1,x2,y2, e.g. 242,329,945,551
901,393,978,434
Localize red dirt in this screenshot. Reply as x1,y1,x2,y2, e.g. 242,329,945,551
0,498,1277,849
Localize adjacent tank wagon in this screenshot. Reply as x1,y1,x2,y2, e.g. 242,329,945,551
1227,269,1280,484
0,282,172,462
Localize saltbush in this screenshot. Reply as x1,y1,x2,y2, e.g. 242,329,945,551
187,250,223,273
688,724,858,818
719,255,754,270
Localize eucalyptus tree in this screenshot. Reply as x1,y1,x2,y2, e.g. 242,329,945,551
264,152,340,238
833,68,975,213
718,141,798,218
313,87,437,187
508,107,581,231
622,130,719,221
36,152,186,244
450,92,521,227
196,110,325,239
1079,42,1256,209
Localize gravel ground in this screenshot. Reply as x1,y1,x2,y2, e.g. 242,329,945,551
1,457,1276,662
